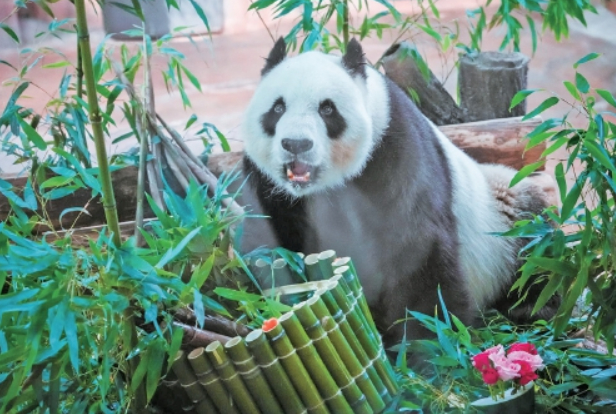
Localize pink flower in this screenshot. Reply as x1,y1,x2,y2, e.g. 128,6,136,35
489,353,521,381
485,344,505,358
508,350,544,371
508,343,538,355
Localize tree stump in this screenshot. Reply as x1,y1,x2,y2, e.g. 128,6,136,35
381,43,464,126
381,42,530,125
459,52,530,122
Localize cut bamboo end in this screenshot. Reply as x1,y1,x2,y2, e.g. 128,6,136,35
304,253,323,281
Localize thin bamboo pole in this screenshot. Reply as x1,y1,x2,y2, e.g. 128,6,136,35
134,31,150,244
308,288,390,405
225,336,285,414
74,0,121,246
278,311,353,413
317,250,336,279
293,300,374,414
263,319,330,414
319,285,398,395
304,254,323,281
205,341,260,414
188,347,239,414
172,351,219,414
73,1,145,410
245,329,307,414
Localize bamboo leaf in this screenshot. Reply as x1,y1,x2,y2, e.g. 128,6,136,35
146,340,165,401
584,139,616,175
188,0,211,32
597,89,616,108
575,72,590,94
42,61,70,69
510,89,539,112
509,160,545,187
523,96,559,120
563,81,581,101
573,52,600,69
531,273,563,316
560,180,583,221
0,23,19,43
131,347,150,392
554,163,566,204
17,116,47,150
155,226,202,268
190,253,215,289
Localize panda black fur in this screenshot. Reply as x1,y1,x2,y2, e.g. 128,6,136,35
240,38,556,345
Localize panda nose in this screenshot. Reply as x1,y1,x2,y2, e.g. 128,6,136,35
281,138,313,154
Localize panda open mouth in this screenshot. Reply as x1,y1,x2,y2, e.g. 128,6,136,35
284,161,315,185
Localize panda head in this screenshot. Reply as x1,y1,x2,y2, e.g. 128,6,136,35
243,38,385,197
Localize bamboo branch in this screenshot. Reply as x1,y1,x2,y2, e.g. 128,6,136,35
175,322,232,348
174,308,251,337
134,30,150,243
73,1,145,409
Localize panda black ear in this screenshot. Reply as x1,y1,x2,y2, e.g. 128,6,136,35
261,37,287,76
342,38,366,79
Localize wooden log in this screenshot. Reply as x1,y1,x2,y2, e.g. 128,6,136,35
0,116,543,227
382,42,465,126
459,52,530,122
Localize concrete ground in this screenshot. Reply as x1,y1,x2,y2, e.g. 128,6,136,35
1,1,616,177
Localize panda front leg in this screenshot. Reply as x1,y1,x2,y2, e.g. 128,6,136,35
374,242,476,357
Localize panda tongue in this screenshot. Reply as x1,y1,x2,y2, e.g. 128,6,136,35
288,161,311,182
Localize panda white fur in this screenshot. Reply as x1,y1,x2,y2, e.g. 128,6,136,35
240,38,556,345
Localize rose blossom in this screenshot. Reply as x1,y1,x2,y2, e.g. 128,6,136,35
481,367,500,385
508,343,538,355
485,344,505,358
508,350,544,371
472,352,492,372
516,360,538,385
489,353,521,381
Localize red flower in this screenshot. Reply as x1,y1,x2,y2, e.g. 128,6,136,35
472,352,492,372
508,343,538,355
481,367,500,385
513,360,538,386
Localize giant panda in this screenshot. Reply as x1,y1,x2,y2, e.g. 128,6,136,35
239,38,557,346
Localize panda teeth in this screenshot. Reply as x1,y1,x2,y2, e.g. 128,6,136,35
286,168,311,182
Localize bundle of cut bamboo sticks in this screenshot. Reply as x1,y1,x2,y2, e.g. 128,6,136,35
165,251,399,414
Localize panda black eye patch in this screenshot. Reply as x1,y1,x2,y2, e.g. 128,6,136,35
261,97,285,137
319,99,346,139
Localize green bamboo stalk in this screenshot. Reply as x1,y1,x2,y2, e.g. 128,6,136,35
342,0,349,48
304,293,386,412
74,0,121,246
225,336,285,414
263,320,330,414
304,254,323,281
245,329,307,414
188,347,239,414
319,284,398,395
171,351,219,414
272,258,296,286
134,30,150,244
293,300,375,414
73,0,146,409
317,250,336,279
308,288,390,405
278,311,353,413
205,341,260,414
333,265,378,334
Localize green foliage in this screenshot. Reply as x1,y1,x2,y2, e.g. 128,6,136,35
0,174,250,412
464,0,597,54
393,307,616,413
508,54,616,350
